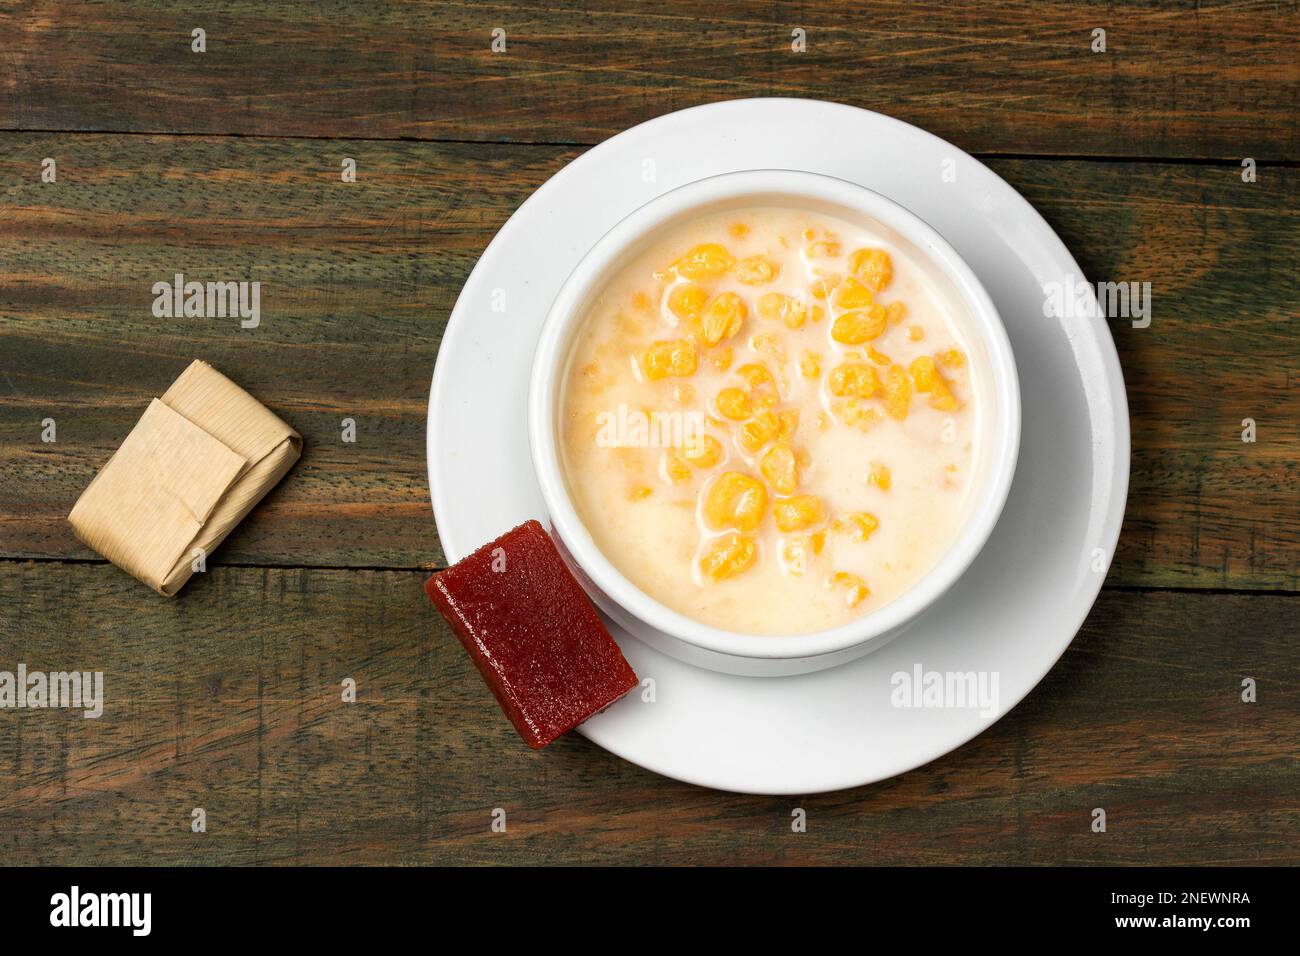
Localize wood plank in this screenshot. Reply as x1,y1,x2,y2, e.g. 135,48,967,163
2,132,1296,588
0,133,580,569
1005,161,1300,591
0,1,1296,160
0,561,1294,865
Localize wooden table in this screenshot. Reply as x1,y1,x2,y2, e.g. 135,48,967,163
1,1,1296,866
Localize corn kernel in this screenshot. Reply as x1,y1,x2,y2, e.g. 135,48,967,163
715,386,753,420
883,364,912,419
736,362,778,408
756,292,807,329
643,338,697,379
908,354,940,390
826,571,870,607
756,292,785,322
831,305,887,345
690,291,747,346
627,485,653,501
760,443,798,495
736,255,780,285
832,511,879,541
836,398,863,425
810,530,826,554
838,400,882,431
776,409,799,442
809,275,839,300
848,248,893,291
738,410,780,452
907,325,924,342
667,283,707,324
909,355,960,411
886,301,907,324
730,222,750,238
774,494,826,532
806,239,842,258
673,243,734,280
672,382,695,404
939,348,965,368
828,362,882,399
799,350,822,379
834,276,875,311
869,462,892,490
780,538,809,576
632,291,651,311
736,362,773,389
702,472,768,532
867,345,892,366
663,452,692,485
699,532,757,582
709,346,734,371
752,331,787,363
682,433,724,469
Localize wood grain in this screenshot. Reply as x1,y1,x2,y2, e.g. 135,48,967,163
0,561,1293,865
1,0,1294,871
0,1,1296,160
1,133,1296,588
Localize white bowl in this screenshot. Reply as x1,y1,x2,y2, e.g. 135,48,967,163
528,169,1020,676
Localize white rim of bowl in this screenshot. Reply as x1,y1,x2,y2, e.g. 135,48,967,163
529,168,1021,662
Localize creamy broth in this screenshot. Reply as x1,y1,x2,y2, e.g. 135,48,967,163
559,207,984,635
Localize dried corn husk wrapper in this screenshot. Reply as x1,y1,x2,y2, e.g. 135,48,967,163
68,360,301,596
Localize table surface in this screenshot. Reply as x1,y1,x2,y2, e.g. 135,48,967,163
1,1,1296,865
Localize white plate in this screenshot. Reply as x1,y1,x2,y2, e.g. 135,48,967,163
428,98,1129,794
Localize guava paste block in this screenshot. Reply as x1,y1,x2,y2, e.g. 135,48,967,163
425,520,638,749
